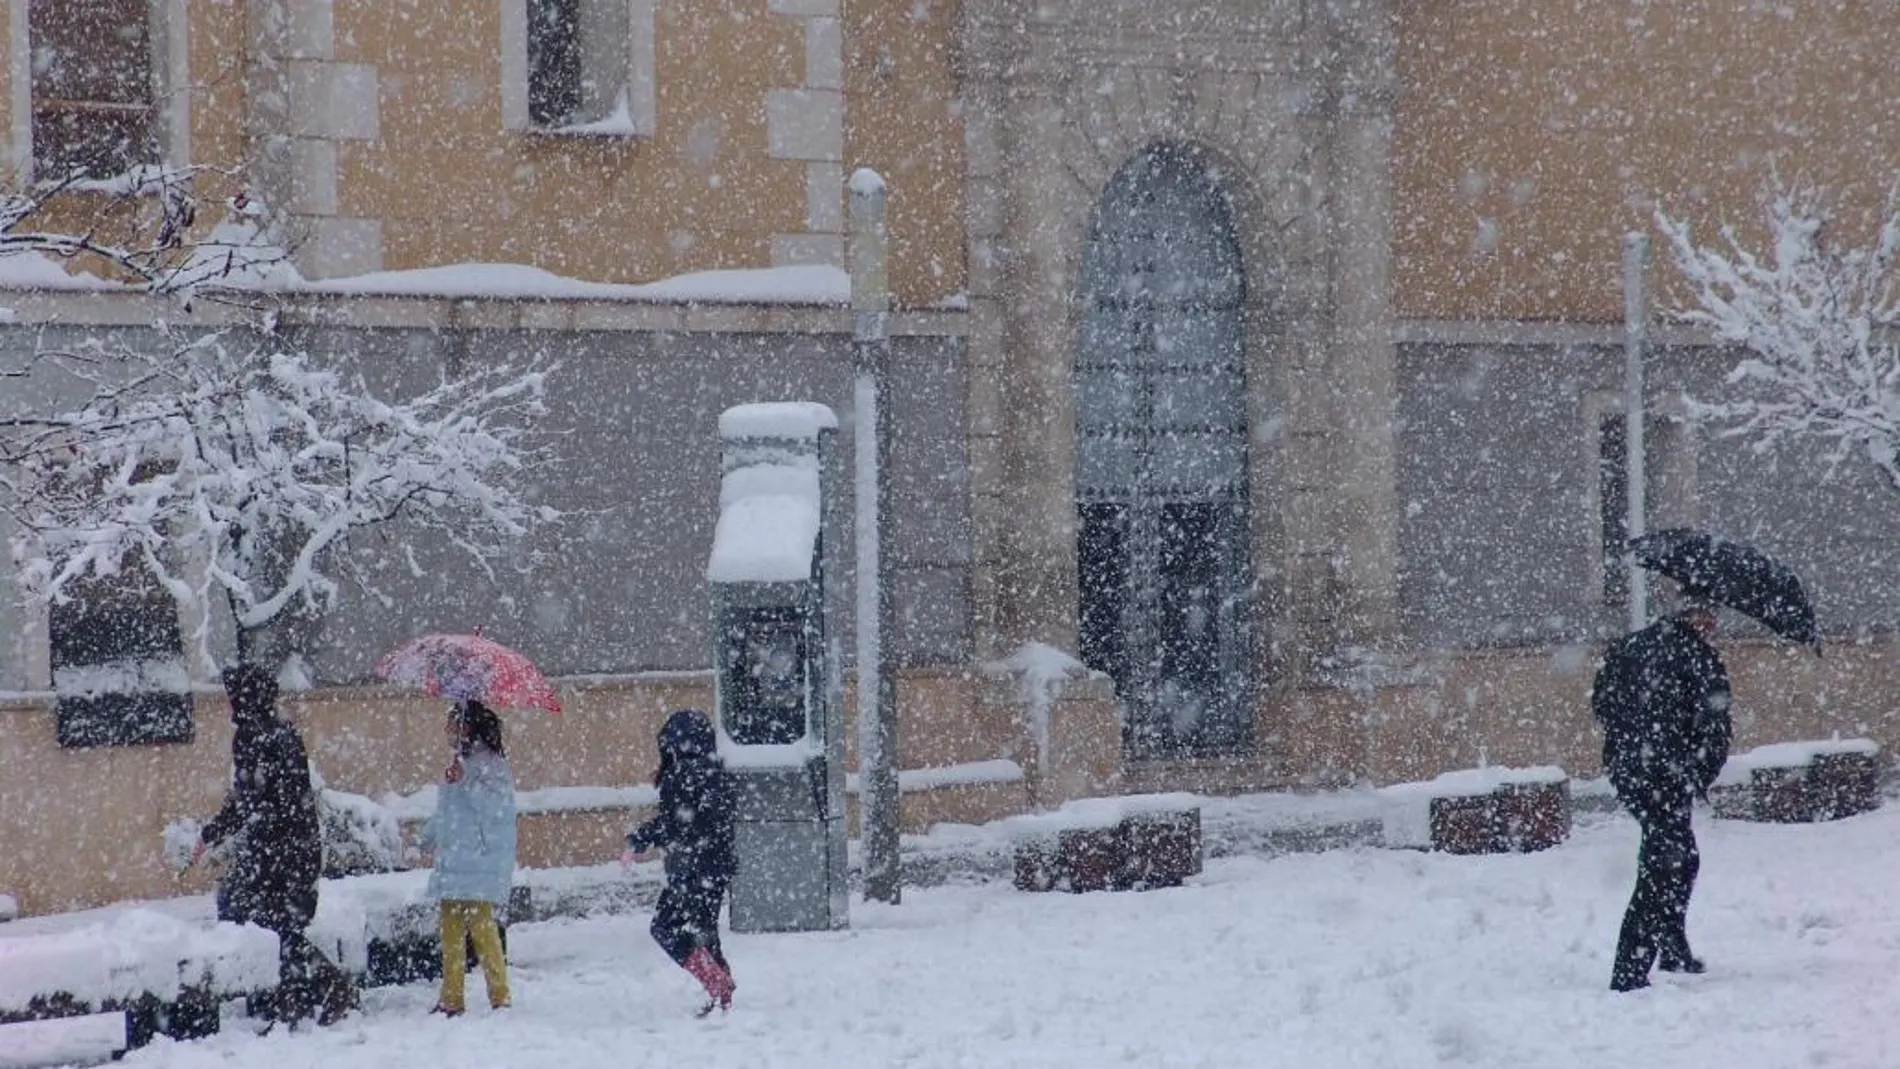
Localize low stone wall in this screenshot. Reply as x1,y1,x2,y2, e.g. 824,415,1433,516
0,666,1058,918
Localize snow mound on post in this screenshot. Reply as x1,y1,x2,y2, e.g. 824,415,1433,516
717,401,838,441
707,403,836,584
991,643,1088,775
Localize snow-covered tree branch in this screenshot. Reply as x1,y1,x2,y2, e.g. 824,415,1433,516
1657,175,1900,492
0,325,557,670
0,166,288,301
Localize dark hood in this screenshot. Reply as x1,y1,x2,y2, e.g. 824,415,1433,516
222,664,280,727
659,709,718,762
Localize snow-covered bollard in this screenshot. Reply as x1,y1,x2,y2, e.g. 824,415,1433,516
1708,739,1881,823
1379,766,1571,854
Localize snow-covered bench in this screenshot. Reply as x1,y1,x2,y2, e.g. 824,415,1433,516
0,907,277,1056
1004,794,1202,893
0,862,651,1057
1708,739,1882,823
1379,766,1571,854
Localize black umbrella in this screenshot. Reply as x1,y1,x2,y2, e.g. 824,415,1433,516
1630,528,1819,649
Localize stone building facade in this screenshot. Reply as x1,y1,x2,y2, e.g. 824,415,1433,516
5,0,1900,915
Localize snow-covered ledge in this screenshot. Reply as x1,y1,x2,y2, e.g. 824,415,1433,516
0,259,969,336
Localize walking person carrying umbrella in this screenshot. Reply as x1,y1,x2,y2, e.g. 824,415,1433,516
1593,529,1819,992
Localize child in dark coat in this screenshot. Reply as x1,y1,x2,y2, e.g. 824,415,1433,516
622,709,738,1014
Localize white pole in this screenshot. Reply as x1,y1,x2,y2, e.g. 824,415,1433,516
1622,231,1650,631
850,168,900,904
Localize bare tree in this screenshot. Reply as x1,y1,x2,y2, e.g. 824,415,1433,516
1657,175,1900,492
0,326,555,672
0,166,288,300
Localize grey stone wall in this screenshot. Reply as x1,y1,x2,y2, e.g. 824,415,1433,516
300,327,972,682
0,322,972,687
1394,341,1900,651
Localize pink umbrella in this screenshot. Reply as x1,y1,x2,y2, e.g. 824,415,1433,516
373,632,562,714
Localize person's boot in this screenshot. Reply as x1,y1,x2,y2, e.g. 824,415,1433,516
1657,948,1706,974
1609,968,1651,992
317,966,360,1026
682,947,735,1015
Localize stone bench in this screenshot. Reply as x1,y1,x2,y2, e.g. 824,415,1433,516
1708,739,1882,823
1006,794,1203,893
1380,766,1572,855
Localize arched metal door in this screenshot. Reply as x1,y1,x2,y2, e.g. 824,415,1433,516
1076,145,1254,759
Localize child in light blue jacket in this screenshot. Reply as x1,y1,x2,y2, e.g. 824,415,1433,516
419,700,517,1016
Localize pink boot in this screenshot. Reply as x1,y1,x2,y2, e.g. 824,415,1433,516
682,947,734,1014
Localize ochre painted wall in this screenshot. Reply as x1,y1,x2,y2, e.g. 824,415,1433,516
334,0,804,281
843,0,966,307
1394,1,1900,322
0,670,1035,918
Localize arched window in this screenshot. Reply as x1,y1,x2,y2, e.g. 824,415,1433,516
1076,145,1254,759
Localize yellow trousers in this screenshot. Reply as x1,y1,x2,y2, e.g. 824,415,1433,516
438,899,510,1011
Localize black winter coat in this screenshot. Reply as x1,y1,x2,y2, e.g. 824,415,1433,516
202,667,322,934
1592,616,1733,808
627,710,736,886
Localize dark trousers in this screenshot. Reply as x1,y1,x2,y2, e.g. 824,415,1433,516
651,875,729,967
1612,793,1700,987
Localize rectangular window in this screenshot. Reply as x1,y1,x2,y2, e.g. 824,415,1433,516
51,564,193,748
1077,503,1129,688
527,0,583,127
1598,415,1630,606
504,0,655,136
29,0,157,178
719,607,808,747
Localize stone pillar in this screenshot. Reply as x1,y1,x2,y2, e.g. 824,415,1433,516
245,0,382,279
766,0,845,268
1323,0,1402,654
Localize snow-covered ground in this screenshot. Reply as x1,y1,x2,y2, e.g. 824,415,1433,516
82,801,1900,1069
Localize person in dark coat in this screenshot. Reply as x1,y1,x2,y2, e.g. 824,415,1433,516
193,664,356,1026
1591,594,1733,992
622,709,738,1015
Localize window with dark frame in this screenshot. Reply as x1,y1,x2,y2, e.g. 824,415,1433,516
29,0,158,178
50,563,193,748
527,0,583,127
1598,414,1631,606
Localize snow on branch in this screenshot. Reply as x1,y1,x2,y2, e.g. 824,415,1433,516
1657,174,1900,492
0,325,557,665
0,167,289,301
